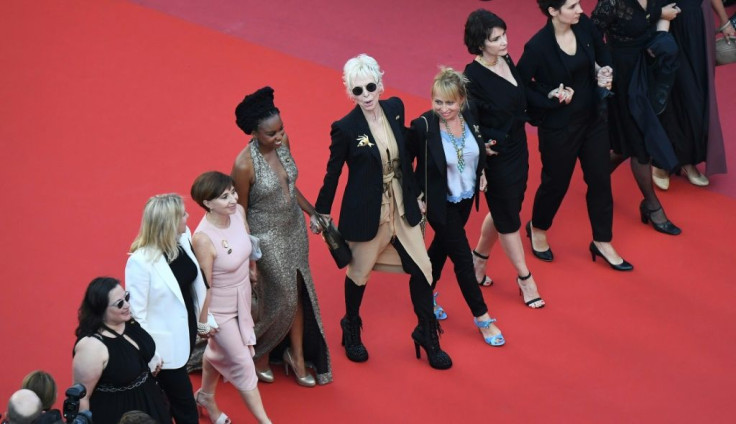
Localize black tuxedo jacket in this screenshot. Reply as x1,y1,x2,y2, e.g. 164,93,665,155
407,104,485,226
315,97,422,242
517,14,612,129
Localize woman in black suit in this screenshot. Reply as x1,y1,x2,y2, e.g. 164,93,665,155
517,0,632,271
464,9,546,309
315,54,451,370
408,68,504,347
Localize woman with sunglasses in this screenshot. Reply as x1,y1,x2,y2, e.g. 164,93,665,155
407,67,505,347
231,87,331,387
190,171,271,424
72,277,172,423
315,54,452,369
463,9,546,309
125,193,208,423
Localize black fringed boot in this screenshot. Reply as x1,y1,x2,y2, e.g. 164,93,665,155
411,317,452,370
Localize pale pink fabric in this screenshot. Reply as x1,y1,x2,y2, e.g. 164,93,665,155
194,208,257,391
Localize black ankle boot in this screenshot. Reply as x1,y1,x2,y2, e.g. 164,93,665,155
340,315,369,362
411,318,452,370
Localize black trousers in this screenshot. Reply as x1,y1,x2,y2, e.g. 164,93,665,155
532,115,614,242
345,238,434,323
428,198,488,317
156,366,199,424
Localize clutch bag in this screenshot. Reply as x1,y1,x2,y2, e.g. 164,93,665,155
715,36,736,66
249,234,262,261
317,215,352,269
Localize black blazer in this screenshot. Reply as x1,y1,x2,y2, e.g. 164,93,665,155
315,97,422,242
517,14,612,129
407,105,485,226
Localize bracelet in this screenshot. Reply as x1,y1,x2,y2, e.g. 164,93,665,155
719,20,733,32
197,322,210,335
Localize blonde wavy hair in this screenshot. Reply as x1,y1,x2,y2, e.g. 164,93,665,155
432,67,470,110
130,193,184,262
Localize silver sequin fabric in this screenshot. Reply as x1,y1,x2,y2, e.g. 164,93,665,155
247,141,332,384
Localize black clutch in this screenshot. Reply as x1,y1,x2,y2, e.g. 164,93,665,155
317,215,352,269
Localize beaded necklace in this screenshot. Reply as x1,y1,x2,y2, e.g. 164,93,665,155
441,114,466,172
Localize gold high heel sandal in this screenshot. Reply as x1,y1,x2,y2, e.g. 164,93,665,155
283,348,316,387
195,389,231,424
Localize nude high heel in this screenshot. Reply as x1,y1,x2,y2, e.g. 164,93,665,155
283,348,316,387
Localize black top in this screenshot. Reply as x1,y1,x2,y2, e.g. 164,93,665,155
167,245,198,352
562,47,594,122
517,14,610,129
592,0,664,47
76,321,172,423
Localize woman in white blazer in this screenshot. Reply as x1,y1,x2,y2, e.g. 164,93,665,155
126,193,209,424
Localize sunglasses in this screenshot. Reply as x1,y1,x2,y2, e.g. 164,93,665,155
110,291,131,309
351,82,377,96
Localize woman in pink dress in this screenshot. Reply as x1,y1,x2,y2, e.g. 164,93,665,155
190,171,270,424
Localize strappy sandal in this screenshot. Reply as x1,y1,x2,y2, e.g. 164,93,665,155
433,292,447,320
517,272,545,309
474,317,505,346
195,389,231,424
472,250,493,286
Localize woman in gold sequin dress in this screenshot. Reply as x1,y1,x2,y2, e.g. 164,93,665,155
231,87,332,386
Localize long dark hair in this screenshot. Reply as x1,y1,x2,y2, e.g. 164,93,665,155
75,277,120,339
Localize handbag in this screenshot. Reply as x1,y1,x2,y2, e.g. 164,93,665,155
316,215,352,269
248,234,262,260
716,36,736,66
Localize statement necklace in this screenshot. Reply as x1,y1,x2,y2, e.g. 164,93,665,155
442,115,467,172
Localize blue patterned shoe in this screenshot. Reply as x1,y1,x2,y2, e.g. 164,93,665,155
473,317,505,346
433,292,447,320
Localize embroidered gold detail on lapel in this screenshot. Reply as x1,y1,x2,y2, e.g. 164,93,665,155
356,134,374,147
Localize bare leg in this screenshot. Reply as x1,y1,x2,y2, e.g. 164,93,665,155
197,358,227,421
472,213,498,283
498,232,545,308
474,312,502,339
287,293,308,377
592,241,624,264
238,388,271,424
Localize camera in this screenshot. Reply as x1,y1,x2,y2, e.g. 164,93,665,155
62,384,92,424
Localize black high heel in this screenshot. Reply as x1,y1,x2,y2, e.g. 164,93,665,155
589,242,633,271
340,316,369,362
525,222,553,262
411,318,452,370
639,200,681,235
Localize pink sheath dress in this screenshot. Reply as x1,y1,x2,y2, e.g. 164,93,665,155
194,208,257,391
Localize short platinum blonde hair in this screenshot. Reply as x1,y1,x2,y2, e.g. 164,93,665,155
431,67,469,110
342,53,384,97
130,193,184,262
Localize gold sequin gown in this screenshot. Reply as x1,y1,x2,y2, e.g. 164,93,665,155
247,140,332,384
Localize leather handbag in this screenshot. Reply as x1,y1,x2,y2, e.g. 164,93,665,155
317,215,352,269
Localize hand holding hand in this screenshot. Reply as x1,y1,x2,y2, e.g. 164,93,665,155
485,139,499,156
661,3,680,21
309,214,323,234
596,66,613,90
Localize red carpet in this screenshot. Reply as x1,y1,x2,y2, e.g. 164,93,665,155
2,1,735,423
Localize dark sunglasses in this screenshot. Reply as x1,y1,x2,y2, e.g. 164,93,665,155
110,291,131,309
351,82,377,96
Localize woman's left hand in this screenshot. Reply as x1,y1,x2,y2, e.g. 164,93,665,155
249,266,259,285
479,171,488,192
596,66,613,90
721,21,736,38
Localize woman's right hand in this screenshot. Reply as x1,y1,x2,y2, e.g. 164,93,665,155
485,140,499,156
547,83,574,104
661,3,680,21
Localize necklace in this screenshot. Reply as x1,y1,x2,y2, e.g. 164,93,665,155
206,213,233,254
477,54,498,68
442,115,467,172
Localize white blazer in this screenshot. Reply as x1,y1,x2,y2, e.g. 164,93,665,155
125,227,207,370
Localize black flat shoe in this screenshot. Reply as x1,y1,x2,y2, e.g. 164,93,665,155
589,242,633,271
639,201,681,236
525,221,553,262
